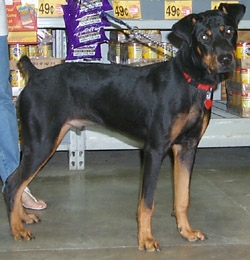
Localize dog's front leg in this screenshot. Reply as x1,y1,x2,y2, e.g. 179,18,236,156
137,147,163,252
172,143,206,242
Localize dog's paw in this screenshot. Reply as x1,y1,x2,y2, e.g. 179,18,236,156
12,226,35,241
178,227,207,242
138,237,161,252
22,213,40,225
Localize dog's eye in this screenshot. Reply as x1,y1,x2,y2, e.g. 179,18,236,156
201,34,209,41
224,27,234,37
226,28,233,35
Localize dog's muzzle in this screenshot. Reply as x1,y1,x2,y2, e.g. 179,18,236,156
217,53,235,72
218,54,233,66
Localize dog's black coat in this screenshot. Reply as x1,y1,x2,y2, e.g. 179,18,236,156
4,3,245,252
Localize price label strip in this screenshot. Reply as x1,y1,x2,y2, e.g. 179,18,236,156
38,0,66,17
165,0,192,20
211,1,238,10
112,0,141,19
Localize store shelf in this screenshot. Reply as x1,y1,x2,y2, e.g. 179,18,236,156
62,101,249,170
81,101,250,152
200,101,250,147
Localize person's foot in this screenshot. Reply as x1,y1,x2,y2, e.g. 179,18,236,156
22,187,47,210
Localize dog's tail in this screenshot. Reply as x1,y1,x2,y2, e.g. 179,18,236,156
17,55,38,81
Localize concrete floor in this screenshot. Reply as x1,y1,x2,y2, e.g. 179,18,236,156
0,147,250,259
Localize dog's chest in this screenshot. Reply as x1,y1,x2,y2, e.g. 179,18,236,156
170,105,204,143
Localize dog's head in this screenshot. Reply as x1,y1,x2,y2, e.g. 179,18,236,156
172,4,246,74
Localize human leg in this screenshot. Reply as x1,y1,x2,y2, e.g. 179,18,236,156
0,35,19,185
0,35,46,210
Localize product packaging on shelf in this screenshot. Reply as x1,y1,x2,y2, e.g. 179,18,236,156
6,1,38,44
226,80,250,117
226,31,250,117
63,0,112,61
108,29,173,66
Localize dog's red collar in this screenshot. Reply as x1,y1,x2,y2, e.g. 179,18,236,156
183,72,216,91
183,72,216,110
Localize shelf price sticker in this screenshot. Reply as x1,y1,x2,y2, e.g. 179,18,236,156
211,1,238,10
165,1,192,20
38,0,66,17
112,0,141,19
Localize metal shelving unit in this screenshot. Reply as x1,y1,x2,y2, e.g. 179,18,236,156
56,100,250,170
81,101,250,150
37,0,250,170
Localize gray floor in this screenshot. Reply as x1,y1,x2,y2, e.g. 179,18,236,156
0,147,250,259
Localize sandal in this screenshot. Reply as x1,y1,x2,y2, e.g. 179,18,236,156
22,187,47,210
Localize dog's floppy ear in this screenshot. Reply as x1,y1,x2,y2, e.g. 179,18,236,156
218,3,246,26
171,14,198,47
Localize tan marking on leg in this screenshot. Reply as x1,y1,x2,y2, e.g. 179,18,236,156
10,123,71,241
170,113,187,142
172,144,206,242
137,199,160,252
10,183,34,240
200,111,210,138
170,107,199,143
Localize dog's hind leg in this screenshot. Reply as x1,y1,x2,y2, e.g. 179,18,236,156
137,145,164,252
4,123,71,241
172,143,206,242
4,169,39,240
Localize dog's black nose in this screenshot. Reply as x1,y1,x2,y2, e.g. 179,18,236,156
218,54,232,66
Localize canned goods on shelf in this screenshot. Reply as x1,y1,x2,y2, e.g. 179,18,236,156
146,29,161,34
27,44,39,57
120,43,128,64
38,42,52,57
127,43,142,59
109,42,121,63
145,30,162,42
9,44,27,60
142,43,158,59
10,70,26,88
241,68,250,84
236,43,243,59
157,43,173,59
236,42,250,59
243,94,250,108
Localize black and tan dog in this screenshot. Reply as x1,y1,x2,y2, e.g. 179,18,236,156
4,3,245,252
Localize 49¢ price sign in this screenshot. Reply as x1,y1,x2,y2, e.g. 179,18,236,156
211,1,238,10
165,1,192,19
112,0,141,19
38,0,65,17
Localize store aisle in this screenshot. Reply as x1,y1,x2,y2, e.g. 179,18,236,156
0,148,250,259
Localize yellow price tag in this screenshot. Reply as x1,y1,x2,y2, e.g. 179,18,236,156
112,0,141,19
38,0,66,17
211,1,238,10
165,1,192,20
